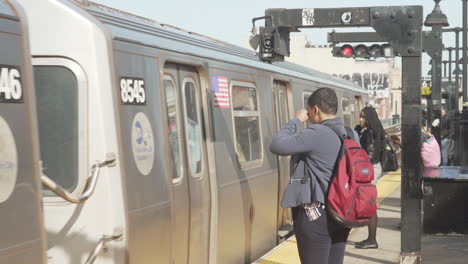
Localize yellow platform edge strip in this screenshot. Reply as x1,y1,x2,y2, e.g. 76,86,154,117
253,170,402,264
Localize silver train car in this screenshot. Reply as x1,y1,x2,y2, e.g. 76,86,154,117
0,1,46,263
1,0,368,263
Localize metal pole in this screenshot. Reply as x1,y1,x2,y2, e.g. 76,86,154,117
456,28,461,110
454,28,462,165
463,0,468,102
447,51,456,128
431,25,443,144
448,48,453,83
443,61,448,78
401,55,423,259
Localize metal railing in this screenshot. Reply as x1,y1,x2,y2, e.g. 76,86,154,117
381,117,401,129
41,153,116,203
84,227,124,264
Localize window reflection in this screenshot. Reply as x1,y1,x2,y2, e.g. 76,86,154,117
342,98,351,127
233,85,262,164
34,66,78,193
303,92,313,128
233,86,258,111
184,81,202,174
164,77,183,181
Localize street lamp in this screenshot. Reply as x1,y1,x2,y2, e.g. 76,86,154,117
424,0,449,27
453,67,462,75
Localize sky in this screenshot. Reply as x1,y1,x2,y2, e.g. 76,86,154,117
91,0,464,76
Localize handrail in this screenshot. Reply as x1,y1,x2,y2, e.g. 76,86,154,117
84,227,124,264
384,122,401,130
41,153,116,203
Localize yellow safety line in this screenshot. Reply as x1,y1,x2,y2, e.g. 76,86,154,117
253,236,301,264
254,170,402,264
376,169,401,204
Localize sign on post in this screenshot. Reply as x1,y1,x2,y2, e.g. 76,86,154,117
422,80,432,96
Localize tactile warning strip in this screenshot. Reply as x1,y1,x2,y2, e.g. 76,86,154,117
253,236,301,264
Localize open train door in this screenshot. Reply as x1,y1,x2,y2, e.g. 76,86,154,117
0,1,46,263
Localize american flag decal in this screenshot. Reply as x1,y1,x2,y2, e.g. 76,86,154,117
211,76,230,108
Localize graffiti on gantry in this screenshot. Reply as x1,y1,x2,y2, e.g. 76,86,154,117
333,72,389,98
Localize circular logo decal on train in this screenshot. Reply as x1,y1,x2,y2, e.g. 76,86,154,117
0,115,18,203
131,112,154,175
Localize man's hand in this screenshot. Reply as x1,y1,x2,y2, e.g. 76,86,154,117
295,109,309,123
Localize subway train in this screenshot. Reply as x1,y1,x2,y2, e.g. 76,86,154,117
0,0,368,263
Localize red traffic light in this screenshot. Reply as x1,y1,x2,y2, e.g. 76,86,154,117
340,45,353,57
332,44,395,59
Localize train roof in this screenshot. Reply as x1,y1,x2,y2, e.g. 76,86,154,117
80,1,366,94
0,0,16,17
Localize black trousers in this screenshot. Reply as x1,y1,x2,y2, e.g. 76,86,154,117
292,206,350,264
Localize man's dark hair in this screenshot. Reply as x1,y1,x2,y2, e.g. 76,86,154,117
307,87,338,115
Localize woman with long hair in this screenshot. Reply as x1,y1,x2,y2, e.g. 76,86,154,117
355,106,385,249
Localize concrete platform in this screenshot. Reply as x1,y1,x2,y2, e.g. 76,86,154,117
254,170,468,264
344,175,401,264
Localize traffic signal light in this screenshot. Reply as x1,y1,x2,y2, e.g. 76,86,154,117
332,44,395,59
260,30,278,61
250,26,290,62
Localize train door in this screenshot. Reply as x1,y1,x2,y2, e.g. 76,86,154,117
0,1,46,263
164,63,211,264
272,80,293,235
113,49,172,263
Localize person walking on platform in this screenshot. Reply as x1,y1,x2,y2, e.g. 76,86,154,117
270,87,359,264
354,106,385,249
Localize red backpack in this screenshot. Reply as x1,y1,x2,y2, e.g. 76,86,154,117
324,124,378,228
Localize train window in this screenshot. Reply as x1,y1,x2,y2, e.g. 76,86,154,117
164,75,184,183
302,91,313,128
303,91,313,109
232,83,262,166
182,78,203,176
342,98,351,127
34,65,79,194
278,86,289,125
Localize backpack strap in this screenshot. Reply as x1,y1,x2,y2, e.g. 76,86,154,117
318,123,347,198
345,127,356,141
324,123,345,141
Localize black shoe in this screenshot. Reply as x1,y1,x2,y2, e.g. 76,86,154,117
355,240,378,249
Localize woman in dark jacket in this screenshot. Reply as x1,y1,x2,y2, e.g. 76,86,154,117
354,106,385,249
